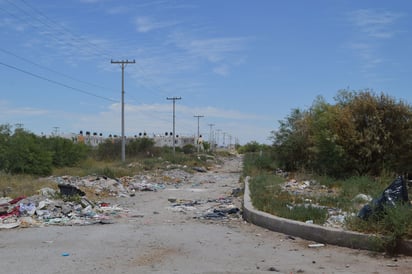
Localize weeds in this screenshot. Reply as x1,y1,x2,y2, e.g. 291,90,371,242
244,151,412,249
0,172,57,198
346,203,412,253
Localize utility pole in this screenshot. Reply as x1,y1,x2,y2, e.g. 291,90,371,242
216,129,221,148
167,97,182,156
53,126,59,136
194,115,204,153
208,123,215,151
111,59,135,162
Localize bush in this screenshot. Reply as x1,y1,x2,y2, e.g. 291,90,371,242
42,136,89,167
6,129,53,175
271,90,412,178
182,144,196,154
347,203,412,253
96,139,121,160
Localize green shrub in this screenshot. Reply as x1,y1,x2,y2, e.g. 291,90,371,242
43,136,89,167
6,129,53,175
182,144,196,154
346,203,412,253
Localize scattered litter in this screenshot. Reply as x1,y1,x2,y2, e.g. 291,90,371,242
308,243,325,248
0,221,21,229
193,167,207,173
0,161,242,229
58,184,85,197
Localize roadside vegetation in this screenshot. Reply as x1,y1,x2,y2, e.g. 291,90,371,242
0,124,214,198
241,89,412,254
2,89,412,253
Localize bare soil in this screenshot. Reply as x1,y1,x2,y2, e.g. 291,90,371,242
0,155,411,274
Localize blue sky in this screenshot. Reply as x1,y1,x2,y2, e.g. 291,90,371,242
1,0,411,145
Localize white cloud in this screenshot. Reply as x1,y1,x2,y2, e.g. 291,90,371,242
135,16,178,33
0,101,49,117
348,9,403,39
167,32,250,77
213,65,229,76
173,34,248,63
106,6,130,15
345,9,404,78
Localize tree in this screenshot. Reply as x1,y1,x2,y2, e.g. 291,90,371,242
6,128,53,175
307,97,350,176
271,108,311,171
42,136,89,167
271,90,412,177
0,124,12,171
334,90,412,175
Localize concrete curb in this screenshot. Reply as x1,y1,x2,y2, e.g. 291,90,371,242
242,177,412,256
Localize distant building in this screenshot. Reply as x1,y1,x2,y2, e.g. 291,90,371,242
63,131,196,148
152,135,195,148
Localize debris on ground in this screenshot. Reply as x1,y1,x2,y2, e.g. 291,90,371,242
0,189,125,229
358,176,409,220
1,162,242,229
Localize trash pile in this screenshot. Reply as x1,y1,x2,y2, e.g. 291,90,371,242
281,179,349,228
358,176,410,220
50,173,186,198
0,185,126,229
167,195,241,221
279,176,412,229
1,172,180,229
282,179,338,197
0,164,241,229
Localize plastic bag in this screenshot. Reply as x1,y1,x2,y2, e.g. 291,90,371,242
358,176,409,220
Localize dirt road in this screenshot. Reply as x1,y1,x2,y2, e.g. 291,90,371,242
0,155,410,273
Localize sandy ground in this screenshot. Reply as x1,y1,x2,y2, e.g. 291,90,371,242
0,155,411,274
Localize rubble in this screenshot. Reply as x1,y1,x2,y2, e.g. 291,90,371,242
0,189,126,229
1,162,242,229
281,179,352,229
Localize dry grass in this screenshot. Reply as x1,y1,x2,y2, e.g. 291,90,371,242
0,173,57,198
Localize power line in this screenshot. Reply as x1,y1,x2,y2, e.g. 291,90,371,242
0,2,168,102
1,1,177,105
3,0,110,60
0,61,117,103
19,0,112,59
0,47,114,93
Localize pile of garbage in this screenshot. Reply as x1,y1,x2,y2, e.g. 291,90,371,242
279,176,412,229
53,175,164,197
358,176,410,220
0,165,240,229
167,195,241,221
0,185,126,229
1,171,183,229
281,179,348,228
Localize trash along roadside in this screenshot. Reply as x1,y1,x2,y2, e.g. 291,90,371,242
0,165,242,229
0,173,165,229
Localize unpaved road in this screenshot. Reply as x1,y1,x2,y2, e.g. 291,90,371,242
0,155,410,274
